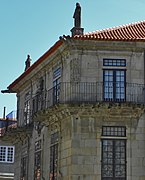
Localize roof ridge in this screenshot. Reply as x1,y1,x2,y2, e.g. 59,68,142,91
85,20,145,35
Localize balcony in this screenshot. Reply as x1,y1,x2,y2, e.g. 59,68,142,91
1,82,143,131
15,82,145,127
32,82,145,112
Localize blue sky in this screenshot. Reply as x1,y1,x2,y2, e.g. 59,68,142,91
0,0,145,117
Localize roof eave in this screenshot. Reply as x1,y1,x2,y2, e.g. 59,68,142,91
7,39,64,91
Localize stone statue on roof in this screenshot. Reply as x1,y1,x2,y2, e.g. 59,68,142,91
73,2,81,28
25,55,31,71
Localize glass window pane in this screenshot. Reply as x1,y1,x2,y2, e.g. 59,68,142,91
34,140,41,180
50,133,59,180
0,146,14,163
103,59,126,67
103,67,125,102
102,126,126,137
102,138,126,180
102,165,113,177
115,165,126,177
21,157,27,179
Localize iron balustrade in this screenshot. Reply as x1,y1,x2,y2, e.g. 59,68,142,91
33,82,145,109
16,82,145,127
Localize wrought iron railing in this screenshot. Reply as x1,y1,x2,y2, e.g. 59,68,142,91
32,82,145,110
16,82,145,127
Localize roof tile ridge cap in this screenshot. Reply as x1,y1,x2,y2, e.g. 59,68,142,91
84,31,96,35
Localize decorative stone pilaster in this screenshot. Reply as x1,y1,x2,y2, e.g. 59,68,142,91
33,103,145,130
70,57,81,82
61,51,70,62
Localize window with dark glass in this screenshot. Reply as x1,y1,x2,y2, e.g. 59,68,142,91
24,100,31,125
20,156,27,180
24,92,31,125
34,140,41,180
53,68,61,104
102,126,126,137
101,126,126,180
49,132,59,180
103,59,126,67
103,59,126,102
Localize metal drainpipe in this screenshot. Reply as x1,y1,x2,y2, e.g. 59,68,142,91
143,50,145,103
42,134,45,180
3,106,6,119
58,122,62,179
129,115,132,179
44,70,47,109
30,80,33,122
144,50,145,85
27,136,30,180
26,80,32,179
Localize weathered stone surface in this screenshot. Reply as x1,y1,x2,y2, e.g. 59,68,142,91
11,34,145,180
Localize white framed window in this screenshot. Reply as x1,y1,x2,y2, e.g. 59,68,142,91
0,146,15,163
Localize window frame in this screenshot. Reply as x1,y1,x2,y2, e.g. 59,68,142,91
24,91,31,126
101,126,127,180
102,126,126,137
49,132,59,180
24,99,31,125
0,146,15,163
103,59,126,67
53,67,61,104
103,68,126,102
103,59,127,102
20,156,28,180
34,140,42,180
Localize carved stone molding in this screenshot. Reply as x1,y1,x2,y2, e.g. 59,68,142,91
33,104,71,126
70,57,81,82
34,122,44,136
33,103,145,130
62,51,70,62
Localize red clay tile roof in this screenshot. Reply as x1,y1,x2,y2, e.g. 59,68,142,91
7,21,145,91
73,21,145,41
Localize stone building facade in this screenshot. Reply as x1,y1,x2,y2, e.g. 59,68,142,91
2,5,145,180
0,113,17,180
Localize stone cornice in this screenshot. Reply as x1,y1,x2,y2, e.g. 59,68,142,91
32,102,145,126
67,39,145,52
